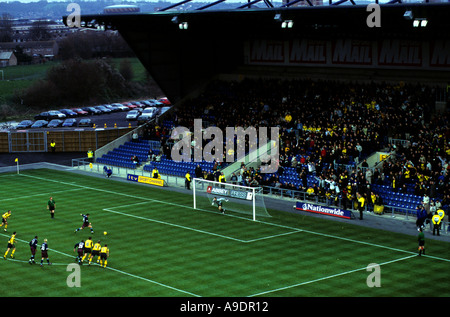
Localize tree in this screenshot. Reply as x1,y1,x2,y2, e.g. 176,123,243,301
29,20,51,41
119,59,134,81
0,13,13,42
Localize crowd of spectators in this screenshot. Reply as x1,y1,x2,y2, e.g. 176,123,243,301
153,77,449,213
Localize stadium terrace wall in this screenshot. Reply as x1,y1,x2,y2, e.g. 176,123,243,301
0,128,132,153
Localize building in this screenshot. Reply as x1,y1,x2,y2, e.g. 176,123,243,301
0,52,18,67
0,41,58,61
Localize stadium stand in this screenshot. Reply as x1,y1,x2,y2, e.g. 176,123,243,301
96,139,159,169
150,78,449,216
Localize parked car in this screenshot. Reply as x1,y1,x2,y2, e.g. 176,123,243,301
62,118,77,127
47,119,64,128
137,107,157,124
158,97,171,105
126,110,141,121
78,118,93,127
143,99,163,107
31,120,48,128
82,107,102,115
104,104,120,112
123,103,138,110
94,105,111,114
111,103,129,111
34,110,66,120
16,120,34,129
72,108,89,116
59,109,78,117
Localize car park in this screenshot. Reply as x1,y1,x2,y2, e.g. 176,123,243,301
31,120,48,128
47,119,64,128
78,118,93,127
62,118,77,127
16,120,34,129
126,110,141,121
59,109,78,117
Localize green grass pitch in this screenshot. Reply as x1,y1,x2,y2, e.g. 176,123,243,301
0,168,449,298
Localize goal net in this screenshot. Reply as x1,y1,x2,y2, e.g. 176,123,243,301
192,178,270,221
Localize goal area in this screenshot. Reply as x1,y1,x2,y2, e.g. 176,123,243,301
192,178,270,221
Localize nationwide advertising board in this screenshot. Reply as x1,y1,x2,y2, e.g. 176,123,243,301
295,202,354,219
127,174,165,187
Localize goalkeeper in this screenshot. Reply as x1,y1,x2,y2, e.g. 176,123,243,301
212,197,228,214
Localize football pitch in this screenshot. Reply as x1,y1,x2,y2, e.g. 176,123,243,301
1,168,449,298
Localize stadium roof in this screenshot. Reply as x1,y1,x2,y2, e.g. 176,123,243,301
64,2,450,104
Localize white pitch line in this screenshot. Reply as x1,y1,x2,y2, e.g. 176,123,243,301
248,254,417,297
0,188,83,202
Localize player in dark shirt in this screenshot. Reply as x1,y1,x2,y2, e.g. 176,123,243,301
74,213,94,234
40,239,51,266
74,240,85,264
29,236,38,264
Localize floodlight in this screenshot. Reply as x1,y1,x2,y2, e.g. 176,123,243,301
281,20,294,28
179,22,188,30
413,19,419,27
420,19,428,27
403,10,413,20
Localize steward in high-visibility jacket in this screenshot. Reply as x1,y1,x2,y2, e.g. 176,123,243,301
432,212,442,236
185,172,191,190
87,149,94,162
218,173,226,183
50,140,56,153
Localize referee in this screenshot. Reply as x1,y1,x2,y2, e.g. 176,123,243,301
47,196,56,219
418,228,425,256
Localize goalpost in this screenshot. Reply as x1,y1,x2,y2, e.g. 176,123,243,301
192,178,270,221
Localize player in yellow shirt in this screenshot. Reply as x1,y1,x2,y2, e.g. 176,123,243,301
89,240,102,265
0,210,12,232
99,244,109,268
81,237,93,263
4,231,17,259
